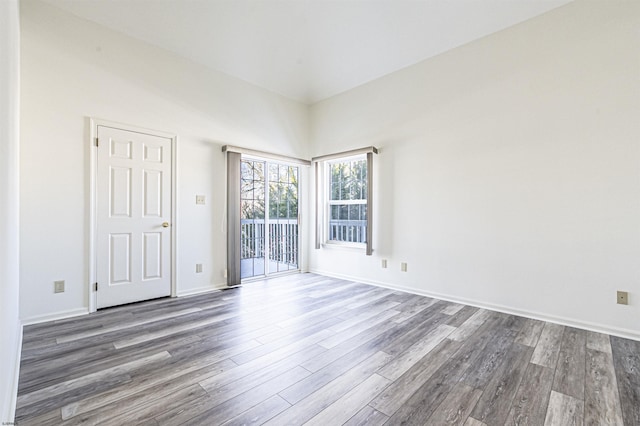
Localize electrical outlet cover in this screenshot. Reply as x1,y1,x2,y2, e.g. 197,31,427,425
617,291,628,305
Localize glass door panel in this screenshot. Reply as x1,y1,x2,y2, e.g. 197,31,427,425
241,159,299,280
240,160,266,279
268,164,299,273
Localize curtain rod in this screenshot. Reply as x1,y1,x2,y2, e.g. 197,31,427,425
311,146,378,162
222,145,311,166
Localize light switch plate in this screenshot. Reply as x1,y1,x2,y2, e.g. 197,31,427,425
54,280,65,293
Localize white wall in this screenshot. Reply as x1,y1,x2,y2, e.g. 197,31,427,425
19,0,309,322
18,0,640,340
309,0,640,339
0,0,21,421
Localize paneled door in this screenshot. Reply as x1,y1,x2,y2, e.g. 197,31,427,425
96,125,172,308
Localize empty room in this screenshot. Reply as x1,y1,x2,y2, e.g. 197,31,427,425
1,0,639,424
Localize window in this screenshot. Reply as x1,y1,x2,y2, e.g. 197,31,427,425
327,157,367,244
313,147,377,255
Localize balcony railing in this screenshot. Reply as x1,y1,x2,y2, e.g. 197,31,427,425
241,219,299,267
328,220,367,244
240,218,367,275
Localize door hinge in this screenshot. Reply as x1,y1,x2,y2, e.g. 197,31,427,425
95,137,99,147
94,282,98,292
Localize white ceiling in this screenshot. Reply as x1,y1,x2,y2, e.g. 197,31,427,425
42,0,572,104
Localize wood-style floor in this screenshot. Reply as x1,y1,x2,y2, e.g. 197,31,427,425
16,273,640,425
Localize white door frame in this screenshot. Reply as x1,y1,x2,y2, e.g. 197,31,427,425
88,118,178,313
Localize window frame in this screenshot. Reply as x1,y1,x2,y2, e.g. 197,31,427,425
313,146,376,255
324,154,368,249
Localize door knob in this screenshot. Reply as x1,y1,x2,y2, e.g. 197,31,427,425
162,222,170,228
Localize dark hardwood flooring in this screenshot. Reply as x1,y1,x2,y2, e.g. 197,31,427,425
15,273,640,425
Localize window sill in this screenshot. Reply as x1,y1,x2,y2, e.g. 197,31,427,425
321,242,367,252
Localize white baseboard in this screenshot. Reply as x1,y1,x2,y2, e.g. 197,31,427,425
310,268,640,342
21,284,228,324
20,308,89,326
2,322,22,424
176,282,227,297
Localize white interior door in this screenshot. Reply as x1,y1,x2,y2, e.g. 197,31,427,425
96,125,172,309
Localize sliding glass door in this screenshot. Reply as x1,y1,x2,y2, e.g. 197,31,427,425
241,158,299,280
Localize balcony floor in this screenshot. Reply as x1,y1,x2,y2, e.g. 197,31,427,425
241,257,298,279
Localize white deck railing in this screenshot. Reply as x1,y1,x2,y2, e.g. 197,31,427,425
241,218,367,267
328,220,367,244
241,219,299,266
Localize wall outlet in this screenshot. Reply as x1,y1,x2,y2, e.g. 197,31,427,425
196,195,205,205
617,291,628,305
401,262,407,272
54,280,65,293
223,269,228,278
381,259,387,269
195,264,203,273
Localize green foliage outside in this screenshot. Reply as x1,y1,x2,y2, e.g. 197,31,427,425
330,159,367,201
241,160,298,220
329,159,367,222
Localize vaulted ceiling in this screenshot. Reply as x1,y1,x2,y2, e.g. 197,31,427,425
42,0,573,104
